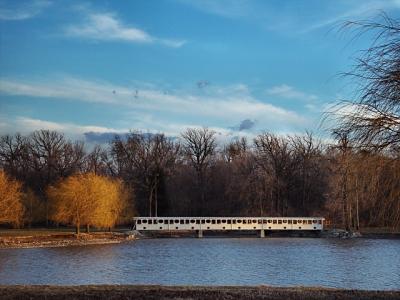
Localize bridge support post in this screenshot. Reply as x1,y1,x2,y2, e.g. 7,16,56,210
198,230,203,238
260,229,265,238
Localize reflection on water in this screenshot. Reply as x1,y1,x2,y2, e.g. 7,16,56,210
0,238,399,290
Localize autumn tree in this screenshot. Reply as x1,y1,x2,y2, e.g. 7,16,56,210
48,173,131,234
0,170,24,227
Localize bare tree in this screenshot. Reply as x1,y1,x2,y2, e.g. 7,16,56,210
290,132,325,214
254,133,297,216
85,145,110,175
110,132,179,216
150,134,180,216
330,131,353,231
331,14,400,152
223,137,248,163
181,127,216,215
0,134,29,179
27,130,85,225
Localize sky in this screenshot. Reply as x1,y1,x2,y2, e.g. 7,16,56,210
1,0,400,144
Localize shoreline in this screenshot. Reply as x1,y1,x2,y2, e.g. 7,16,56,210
0,285,399,300
1,228,399,249
0,232,136,249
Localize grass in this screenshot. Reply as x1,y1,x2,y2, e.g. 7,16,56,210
0,285,399,300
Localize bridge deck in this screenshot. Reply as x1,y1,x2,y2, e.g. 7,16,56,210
133,217,324,232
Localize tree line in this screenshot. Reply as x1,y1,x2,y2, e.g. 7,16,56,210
0,128,399,231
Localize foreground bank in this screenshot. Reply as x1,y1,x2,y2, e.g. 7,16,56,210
0,232,135,249
0,285,399,300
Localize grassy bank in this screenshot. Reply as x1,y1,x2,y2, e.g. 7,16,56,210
0,285,399,300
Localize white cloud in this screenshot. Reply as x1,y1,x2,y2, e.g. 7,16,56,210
0,75,318,141
65,12,186,48
0,0,51,21
0,115,124,139
0,76,306,129
18,117,120,134
65,13,152,43
266,84,318,101
0,115,259,146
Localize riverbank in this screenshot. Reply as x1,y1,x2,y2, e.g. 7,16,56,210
1,226,399,249
0,231,136,249
140,228,400,239
322,227,400,239
0,285,399,300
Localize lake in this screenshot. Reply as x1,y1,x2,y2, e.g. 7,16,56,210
0,238,399,290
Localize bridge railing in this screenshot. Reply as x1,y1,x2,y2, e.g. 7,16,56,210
132,217,324,231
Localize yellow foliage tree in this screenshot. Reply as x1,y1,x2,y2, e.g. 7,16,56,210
0,170,24,227
48,173,130,234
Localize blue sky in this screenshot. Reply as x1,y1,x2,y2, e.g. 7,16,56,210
1,0,400,143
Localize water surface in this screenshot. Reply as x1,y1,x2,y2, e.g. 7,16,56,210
0,238,399,290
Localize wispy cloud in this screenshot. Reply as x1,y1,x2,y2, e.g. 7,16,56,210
0,76,308,134
177,0,253,19
0,0,51,21
0,115,123,138
266,84,317,101
65,12,186,47
0,114,258,145
302,0,400,33
178,0,400,34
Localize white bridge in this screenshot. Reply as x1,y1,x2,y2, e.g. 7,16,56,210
133,217,325,237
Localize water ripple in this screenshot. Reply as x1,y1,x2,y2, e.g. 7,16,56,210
0,238,399,289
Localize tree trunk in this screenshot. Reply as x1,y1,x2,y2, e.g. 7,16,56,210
149,187,153,217
355,177,360,230
155,183,158,217
341,155,350,231
76,208,80,235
